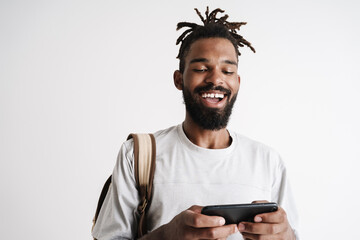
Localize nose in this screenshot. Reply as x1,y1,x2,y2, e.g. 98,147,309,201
204,68,224,86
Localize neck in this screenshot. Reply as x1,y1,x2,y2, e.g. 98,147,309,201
182,115,231,149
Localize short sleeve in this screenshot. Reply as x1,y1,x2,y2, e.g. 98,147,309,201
92,141,140,240
271,153,300,240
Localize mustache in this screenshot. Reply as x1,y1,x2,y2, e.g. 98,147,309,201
194,84,231,96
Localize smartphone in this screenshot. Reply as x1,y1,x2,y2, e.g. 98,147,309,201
201,202,278,224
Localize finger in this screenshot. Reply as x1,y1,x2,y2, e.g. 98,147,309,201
239,222,284,235
188,205,203,214
183,209,225,228
242,232,273,240
241,233,257,240
196,224,238,239
255,207,286,224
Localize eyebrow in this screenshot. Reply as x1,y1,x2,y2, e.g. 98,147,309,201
189,58,209,64
224,60,238,65
189,58,238,65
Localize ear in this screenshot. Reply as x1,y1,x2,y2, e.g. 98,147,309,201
237,74,241,91
173,70,183,90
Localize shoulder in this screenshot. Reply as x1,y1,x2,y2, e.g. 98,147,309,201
121,125,179,154
153,125,179,139
230,131,285,168
152,125,180,147
230,131,274,152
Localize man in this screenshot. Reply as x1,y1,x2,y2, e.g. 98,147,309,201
92,7,299,240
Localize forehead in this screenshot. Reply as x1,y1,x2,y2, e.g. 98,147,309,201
185,38,238,63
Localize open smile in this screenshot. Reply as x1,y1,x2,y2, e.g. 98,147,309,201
200,91,228,107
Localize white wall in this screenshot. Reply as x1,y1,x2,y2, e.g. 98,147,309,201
1,0,359,239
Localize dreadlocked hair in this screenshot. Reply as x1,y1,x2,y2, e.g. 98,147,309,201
176,7,255,73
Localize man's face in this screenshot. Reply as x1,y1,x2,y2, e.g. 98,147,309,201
174,37,240,130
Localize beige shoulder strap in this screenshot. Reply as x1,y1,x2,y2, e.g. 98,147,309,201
93,133,156,240
127,133,156,238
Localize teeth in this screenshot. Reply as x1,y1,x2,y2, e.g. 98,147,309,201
201,93,225,99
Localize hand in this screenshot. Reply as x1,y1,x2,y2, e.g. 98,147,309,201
143,205,239,240
238,201,295,240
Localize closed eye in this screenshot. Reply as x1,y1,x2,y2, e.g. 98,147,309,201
223,70,234,75
193,69,208,73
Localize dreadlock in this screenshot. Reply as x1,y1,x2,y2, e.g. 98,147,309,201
176,7,255,73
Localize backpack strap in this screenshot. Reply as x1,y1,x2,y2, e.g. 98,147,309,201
127,133,156,238
92,133,156,240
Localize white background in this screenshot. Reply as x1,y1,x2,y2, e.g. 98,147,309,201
1,0,359,239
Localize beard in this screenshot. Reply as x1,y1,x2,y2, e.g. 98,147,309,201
182,84,237,131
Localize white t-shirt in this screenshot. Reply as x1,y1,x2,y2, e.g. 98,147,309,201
92,124,299,240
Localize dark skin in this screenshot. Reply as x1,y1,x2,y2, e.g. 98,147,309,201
239,201,295,240
175,38,240,150
141,38,295,240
